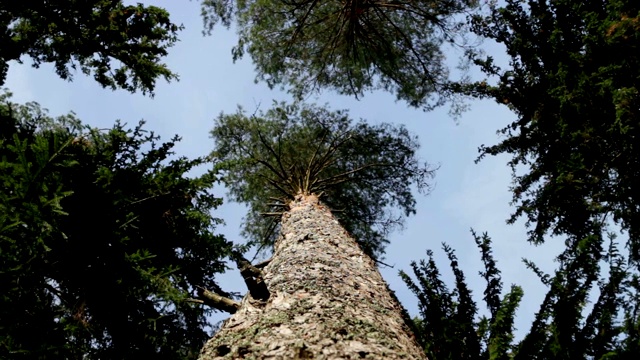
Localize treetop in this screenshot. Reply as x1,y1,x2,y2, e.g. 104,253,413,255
211,101,436,258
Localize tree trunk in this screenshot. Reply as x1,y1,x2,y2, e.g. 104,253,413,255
199,194,426,359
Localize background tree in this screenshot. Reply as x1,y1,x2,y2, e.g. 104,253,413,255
401,231,521,360
0,0,181,94
200,101,432,358
200,0,478,110
0,92,231,359
468,0,640,262
211,101,435,259
401,229,640,359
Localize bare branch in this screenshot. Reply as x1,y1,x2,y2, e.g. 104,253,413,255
309,130,354,179
185,298,205,304
265,203,288,207
313,162,398,190
286,0,321,54
254,258,272,268
258,174,293,198
260,212,284,217
373,258,395,268
196,286,240,314
254,157,289,184
253,119,290,182
304,129,330,192
232,253,271,301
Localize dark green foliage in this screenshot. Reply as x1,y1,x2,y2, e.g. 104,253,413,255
0,92,231,359
0,1,181,94
468,0,640,262
515,231,623,359
210,101,435,258
400,231,521,360
402,229,640,359
200,0,478,110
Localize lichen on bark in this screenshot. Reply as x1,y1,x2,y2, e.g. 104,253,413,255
199,194,426,359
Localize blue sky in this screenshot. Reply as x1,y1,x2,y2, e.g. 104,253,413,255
5,0,567,338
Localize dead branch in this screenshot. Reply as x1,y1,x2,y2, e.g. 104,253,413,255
233,253,271,301
254,258,272,269
260,212,285,217
195,286,241,314
266,202,288,207
373,258,395,269
185,298,205,304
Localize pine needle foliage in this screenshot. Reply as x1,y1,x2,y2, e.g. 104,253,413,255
401,229,640,360
0,1,181,95
210,101,435,259
0,92,231,359
400,231,521,360
200,0,478,110
467,0,640,263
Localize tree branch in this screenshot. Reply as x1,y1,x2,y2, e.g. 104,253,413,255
260,212,284,217
258,174,293,198
313,162,397,190
266,202,288,207
254,258,272,268
232,253,271,301
196,286,240,314
254,120,290,182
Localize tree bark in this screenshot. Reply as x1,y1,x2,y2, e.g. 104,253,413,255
199,193,426,359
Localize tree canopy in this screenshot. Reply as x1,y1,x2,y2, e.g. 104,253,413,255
469,0,640,261
210,101,435,258
200,0,478,109
0,0,181,95
199,0,640,265
0,93,231,359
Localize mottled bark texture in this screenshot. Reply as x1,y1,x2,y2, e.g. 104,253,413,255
199,194,426,359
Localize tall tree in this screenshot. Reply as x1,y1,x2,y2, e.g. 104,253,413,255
0,0,181,94
200,0,478,110
468,0,640,262
199,102,433,358
0,92,231,359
